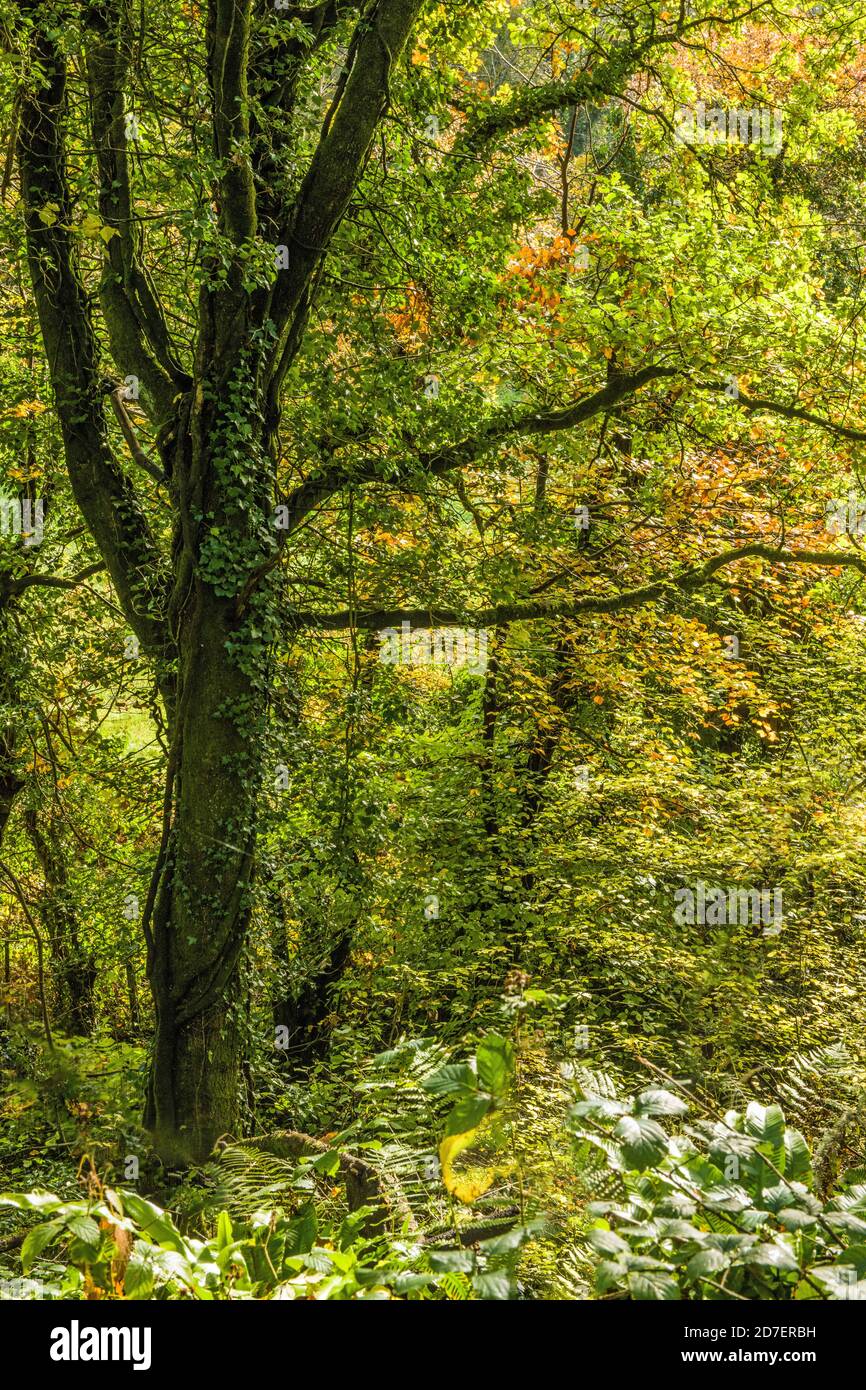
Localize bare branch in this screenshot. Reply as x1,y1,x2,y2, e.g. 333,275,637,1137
109,387,167,485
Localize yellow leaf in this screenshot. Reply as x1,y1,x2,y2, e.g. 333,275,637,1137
439,1128,496,1204
80,212,102,238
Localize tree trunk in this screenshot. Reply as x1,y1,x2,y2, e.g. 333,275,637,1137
125,960,140,1031
142,555,268,1161
142,330,276,1162
24,809,96,1035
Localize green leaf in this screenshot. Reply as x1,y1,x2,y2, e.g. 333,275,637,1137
587,1227,631,1256
476,1034,514,1099
472,1271,514,1300
21,1218,65,1271
745,1102,786,1151
445,1094,492,1136
119,1191,188,1254
0,1191,62,1212
702,1183,753,1212
393,1272,436,1292
284,1205,317,1256
777,1208,818,1231
634,1088,689,1118
421,1063,477,1098
479,1220,545,1254
429,1249,474,1273
783,1128,812,1181
310,1149,340,1176
614,1115,669,1171
657,1219,705,1241
629,1270,681,1300
65,1213,101,1255
748,1242,800,1273
687,1248,730,1279
216,1211,233,1252
572,1096,628,1121
825,1212,866,1237
810,1265,866,1299
123,1253,155,1299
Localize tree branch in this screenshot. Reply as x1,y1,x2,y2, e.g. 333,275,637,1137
249,0,352,240
9,562,106,597
17,5,173,691
264,0,424,397
109,387,167,485
288,544,866,630
450,40,649,165
210,0,257,248
275,363,680,541
84,0,188,424
696,380,866,442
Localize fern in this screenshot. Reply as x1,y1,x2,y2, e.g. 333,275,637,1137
201,1144,309,1219
776,1045,866,1191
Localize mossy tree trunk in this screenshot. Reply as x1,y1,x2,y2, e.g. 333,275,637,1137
17,0,423,1162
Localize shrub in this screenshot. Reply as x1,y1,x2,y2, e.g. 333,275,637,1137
571,1075,866,1300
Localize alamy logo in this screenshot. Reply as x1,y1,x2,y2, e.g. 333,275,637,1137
378,621,488,674
826,491,866,536
0,496,44,547
674,881,783,929
50,1320,151,1371
674,102,783,156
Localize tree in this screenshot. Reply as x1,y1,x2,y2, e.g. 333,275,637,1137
10,0,866,1167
